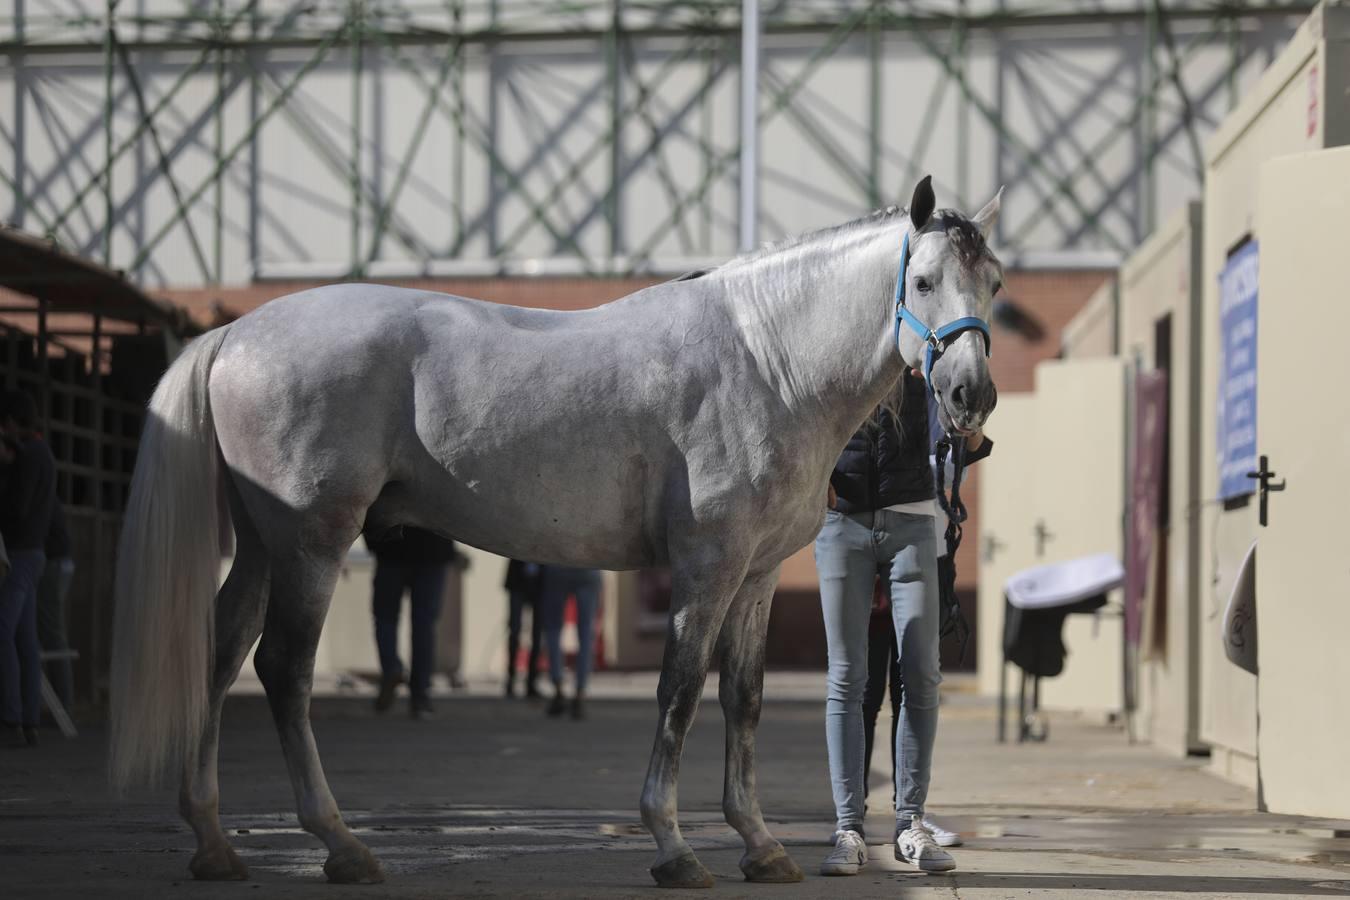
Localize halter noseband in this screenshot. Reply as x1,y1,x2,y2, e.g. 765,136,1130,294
892,230,993,383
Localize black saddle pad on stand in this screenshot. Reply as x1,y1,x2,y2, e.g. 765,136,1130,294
1002,593,1108,678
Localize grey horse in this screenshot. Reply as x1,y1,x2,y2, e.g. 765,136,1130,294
108,176,1002,888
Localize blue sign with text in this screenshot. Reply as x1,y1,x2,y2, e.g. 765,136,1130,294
1218,241,1259,501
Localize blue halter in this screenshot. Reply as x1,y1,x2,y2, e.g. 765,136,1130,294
892,231,992,383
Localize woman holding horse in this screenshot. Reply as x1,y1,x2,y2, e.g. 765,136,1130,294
817,368,989,876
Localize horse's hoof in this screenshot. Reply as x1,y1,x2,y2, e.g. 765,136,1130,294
740,843,805,883
189,843,249,881
323,844,385,884
650,852,715,888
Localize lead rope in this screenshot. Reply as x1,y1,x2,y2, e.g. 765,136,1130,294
934,437,972,662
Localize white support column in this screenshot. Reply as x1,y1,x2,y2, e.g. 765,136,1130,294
739,0,760,253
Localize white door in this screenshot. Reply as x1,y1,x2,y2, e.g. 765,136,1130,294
1254,148,1350,818
976,394,1038,698
1031,358,1126,714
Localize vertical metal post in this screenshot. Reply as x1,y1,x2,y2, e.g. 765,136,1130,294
867,1,881,209
956,0,969,205
701,14,715,254
13,0,25,230
1142,0,1158,237
607,0,623,264
248,0,260,277
739,0,760,253
993,12,1005,247
350,0,364,276
486,0,500,256
103,1,117,265
452,0,465,251
214,0,225,283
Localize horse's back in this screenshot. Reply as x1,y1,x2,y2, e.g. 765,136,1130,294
207,282,700,566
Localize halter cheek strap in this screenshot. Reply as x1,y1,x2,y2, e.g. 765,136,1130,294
892,231,993,383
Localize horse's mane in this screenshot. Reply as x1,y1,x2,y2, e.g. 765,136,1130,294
702,204,991,277
735,205,907,267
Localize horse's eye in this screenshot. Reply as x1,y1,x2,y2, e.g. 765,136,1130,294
992,281,1003,296
915,277,932,294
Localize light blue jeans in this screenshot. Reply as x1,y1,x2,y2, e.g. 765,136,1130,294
540,566,601,693
815,509,942,836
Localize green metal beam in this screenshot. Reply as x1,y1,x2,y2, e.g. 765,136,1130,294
627,2,871,268
0,1,1316,54
901,18,966,203
128,19,348,271
46,0,257,238
1153,0,1207,181
620,33,698,254
493,31,711,259
365,31,460,266
364,23,599,271
1007,21,1219,250
113,34,214,283
761,69,872,202
878,5,1129,254
235,53,433,262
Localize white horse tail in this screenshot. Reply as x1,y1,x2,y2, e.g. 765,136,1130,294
109,324,233,793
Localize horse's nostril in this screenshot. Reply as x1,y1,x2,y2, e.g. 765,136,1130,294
952,383,967,409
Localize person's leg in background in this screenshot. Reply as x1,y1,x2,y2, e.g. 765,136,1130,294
539,569,569,717
506,588,526,698
568,572,601,720
370,560,408,713
525,587,544,698
407,562,448,719
36,556,75,708
0,549,45,745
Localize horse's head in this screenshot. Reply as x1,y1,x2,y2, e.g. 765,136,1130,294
894,176,1003,436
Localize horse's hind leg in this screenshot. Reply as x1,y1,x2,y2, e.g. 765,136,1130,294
717,566,804,883
181,491,271,881
641,552,743,889
254,549,384,885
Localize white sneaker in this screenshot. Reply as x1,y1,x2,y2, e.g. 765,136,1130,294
895,816,956,872
922,816,963,847
820,829,868,876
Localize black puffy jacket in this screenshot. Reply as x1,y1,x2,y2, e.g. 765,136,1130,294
829,373,934,514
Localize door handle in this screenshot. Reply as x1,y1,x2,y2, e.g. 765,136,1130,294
1246,454,1286,527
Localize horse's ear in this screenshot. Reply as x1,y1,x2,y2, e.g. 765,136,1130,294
909,175,935,232
973,186,1004,239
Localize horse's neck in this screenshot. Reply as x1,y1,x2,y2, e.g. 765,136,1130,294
726,223,909,441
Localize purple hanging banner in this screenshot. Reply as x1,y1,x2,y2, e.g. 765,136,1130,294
1125,370,1168,648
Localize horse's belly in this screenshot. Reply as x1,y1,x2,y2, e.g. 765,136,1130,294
384,451,666,571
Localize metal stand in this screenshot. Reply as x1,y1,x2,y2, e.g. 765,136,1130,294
39,649,79,738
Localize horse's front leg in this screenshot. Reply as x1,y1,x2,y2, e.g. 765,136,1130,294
641,549,744,889
717,565,804,883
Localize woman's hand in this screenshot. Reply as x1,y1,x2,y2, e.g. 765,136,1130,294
965,430,985,453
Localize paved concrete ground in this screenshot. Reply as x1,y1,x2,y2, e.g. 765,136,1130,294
4,674,1350,899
